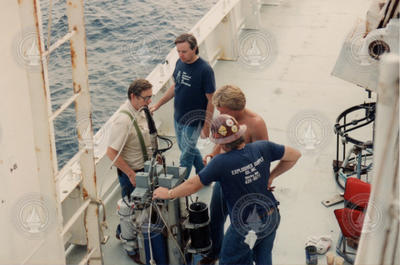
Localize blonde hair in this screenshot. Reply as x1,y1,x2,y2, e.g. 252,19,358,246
212,85,246,111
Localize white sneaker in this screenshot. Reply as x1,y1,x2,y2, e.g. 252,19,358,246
305,235,332,254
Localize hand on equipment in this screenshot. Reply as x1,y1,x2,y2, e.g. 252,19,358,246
149,104,159,114
152,187,169,200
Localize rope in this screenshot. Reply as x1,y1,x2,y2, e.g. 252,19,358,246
91,198,108,231
46,0,53,62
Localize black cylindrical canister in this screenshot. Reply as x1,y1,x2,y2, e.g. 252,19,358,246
189,202,209,224
189,225,211,249
188,202,211,250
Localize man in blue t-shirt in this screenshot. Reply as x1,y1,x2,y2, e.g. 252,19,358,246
150,33,216,179
153,114,301,265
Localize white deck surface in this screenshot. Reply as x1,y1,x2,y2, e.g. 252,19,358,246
68,0,376,264
212,0,373,264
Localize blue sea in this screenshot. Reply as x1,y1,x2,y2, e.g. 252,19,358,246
39,0,217,167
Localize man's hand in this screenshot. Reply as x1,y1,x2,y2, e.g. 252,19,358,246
150,84,175,114
149,104,159,114
128,171,136,186
200,124,210,139
156,154,164,165
153,187,169,200
202,154,213,165
203,145,221,165
268,177,275,191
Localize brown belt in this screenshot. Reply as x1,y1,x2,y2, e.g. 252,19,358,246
253,206,278,218
266,207,275,216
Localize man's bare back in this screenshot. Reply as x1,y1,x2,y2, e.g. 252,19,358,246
237,108,269,143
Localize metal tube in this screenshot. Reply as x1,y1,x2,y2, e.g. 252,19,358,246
42,30,76,58
78,247,98,265
49,92,81,122
61,199,91,237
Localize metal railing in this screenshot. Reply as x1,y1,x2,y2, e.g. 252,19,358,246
16,0,104,264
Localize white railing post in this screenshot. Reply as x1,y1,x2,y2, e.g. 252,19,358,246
355,53,400,265
242,0,261,29
65,0,104,264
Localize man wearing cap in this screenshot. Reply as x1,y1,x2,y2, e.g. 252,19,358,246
153,114,301,265
201,84,270,264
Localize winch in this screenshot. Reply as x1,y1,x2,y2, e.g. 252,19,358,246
117,106,212,265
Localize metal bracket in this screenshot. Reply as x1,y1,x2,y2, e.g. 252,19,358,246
390,200,400,223
101,235,110,244
321,193,344,207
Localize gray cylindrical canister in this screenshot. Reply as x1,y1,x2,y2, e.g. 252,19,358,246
117,198,136,241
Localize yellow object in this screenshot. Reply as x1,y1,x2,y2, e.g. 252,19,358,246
325,252,334,265
218,125,227,136
334,256,344,265
231,125,238,133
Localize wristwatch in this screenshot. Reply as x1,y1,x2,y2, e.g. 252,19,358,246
168,189,173,199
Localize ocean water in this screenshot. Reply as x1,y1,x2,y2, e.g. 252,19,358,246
39,0,217,168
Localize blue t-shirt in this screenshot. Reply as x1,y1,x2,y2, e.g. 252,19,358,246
173,57,216,124
199,141,285,216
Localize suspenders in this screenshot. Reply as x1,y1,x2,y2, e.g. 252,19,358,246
119,110,149,162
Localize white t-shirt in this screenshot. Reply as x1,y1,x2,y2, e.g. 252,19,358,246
108,100,152,170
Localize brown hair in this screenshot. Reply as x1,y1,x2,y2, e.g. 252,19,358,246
127,79,152,100
175,33,199,55
223,136,245,150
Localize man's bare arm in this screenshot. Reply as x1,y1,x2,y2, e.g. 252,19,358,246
201,93,215,138
153,175,204,199
107,147,137,185
268,146,301,189
150,84,175,113
203,144,222,165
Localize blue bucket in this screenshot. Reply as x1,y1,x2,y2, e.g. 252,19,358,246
142,224,168,265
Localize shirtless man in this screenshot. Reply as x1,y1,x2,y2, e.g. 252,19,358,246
200,85,269,264
204,84,268,161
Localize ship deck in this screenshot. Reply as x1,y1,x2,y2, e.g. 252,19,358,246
68,0,374,264
211,1,373,264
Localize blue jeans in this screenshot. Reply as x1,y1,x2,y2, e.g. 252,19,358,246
174,120,204,179
220,210,280,265
117,169,135,198
117,168,145,198
208,182,228,259
116,168,143,240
